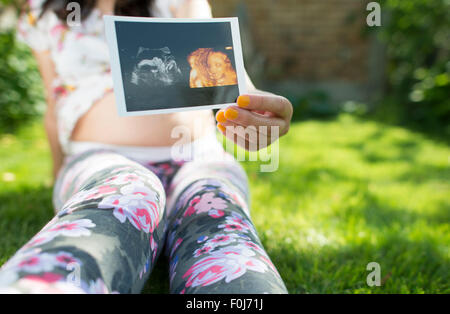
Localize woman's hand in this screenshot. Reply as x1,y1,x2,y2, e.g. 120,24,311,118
215,94,293,151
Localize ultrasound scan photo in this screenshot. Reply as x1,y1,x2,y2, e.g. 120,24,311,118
105,17,246,115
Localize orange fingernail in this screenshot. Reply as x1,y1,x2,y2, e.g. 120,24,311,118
217,123,226,132
216,111,226,123
237,95,250,108
225,108,239,120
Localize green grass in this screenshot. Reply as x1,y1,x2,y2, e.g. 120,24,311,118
0,114,449,293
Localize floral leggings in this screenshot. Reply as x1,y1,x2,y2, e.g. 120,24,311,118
0,148,287,294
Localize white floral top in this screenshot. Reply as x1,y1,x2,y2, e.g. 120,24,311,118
16,0,195,154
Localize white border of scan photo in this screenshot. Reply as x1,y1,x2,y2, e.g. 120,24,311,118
104,15,247,116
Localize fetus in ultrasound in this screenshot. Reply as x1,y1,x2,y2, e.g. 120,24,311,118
187,48,237,88
131,47,182,88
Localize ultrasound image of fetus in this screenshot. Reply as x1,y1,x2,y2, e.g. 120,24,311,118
187,48,237,88
131,47,182,88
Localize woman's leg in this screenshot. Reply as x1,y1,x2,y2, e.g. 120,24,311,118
165,158,288,294
0,149,166,294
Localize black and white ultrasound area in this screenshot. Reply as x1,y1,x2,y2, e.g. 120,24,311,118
131,47,183,87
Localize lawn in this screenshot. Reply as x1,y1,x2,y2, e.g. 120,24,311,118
0,114,449,293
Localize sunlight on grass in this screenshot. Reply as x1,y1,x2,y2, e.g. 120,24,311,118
0,114,449,293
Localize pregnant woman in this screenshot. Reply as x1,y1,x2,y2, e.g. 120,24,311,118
0,0,292,294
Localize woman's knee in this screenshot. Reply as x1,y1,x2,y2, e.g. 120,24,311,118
167,160,250,220
54,149,167,229
168,176,250,226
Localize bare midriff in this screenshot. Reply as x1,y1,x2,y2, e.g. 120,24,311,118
70,91,216,146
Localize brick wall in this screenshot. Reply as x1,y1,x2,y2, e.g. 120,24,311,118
210,0,378,102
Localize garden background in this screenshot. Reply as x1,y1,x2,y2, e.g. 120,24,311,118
0,0,448,293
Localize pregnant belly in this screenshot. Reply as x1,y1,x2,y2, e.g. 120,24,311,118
70,92,216,146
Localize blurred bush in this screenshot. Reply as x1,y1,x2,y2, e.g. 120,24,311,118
0,2,44,133
376,0,450,132
290,91,338,121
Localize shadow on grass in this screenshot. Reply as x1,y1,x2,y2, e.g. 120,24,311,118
345,128,449,183
343,127,421,164
0,185,54,259
250,157,448,226
250,161,449,226
361,113,450,146
394,164,450,184
266,233,449,293
356,189,449,229
142,256,170,293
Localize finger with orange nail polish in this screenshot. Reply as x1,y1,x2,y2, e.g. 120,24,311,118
216,110,227,123
237,95,250,108
224,108,238,120
217,123,226,133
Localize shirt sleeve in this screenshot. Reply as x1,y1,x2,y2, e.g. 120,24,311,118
16,0,52,51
